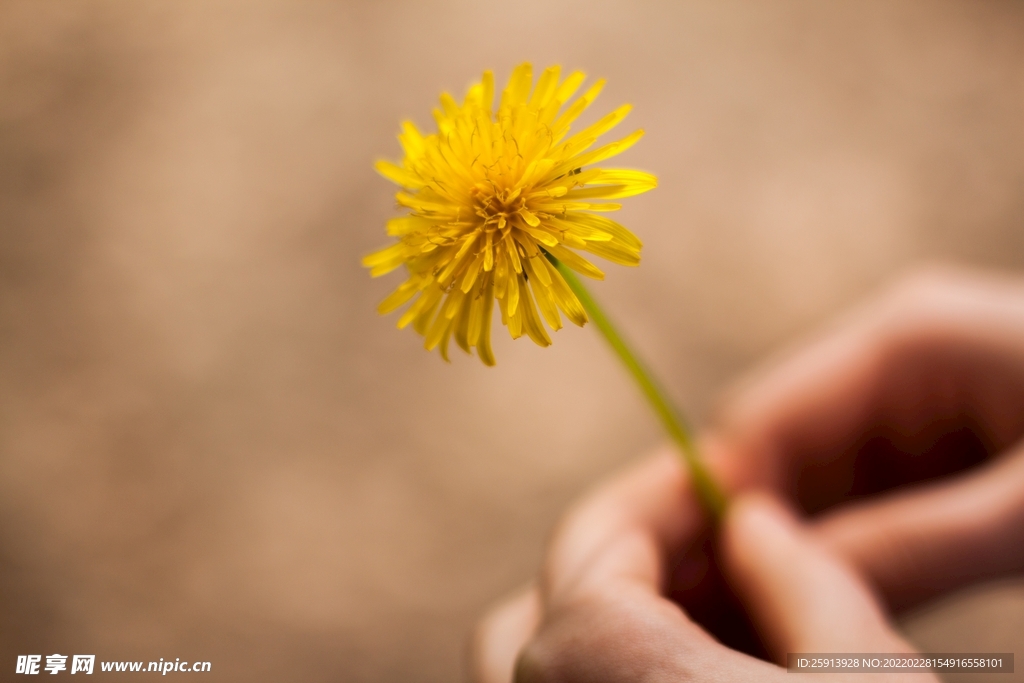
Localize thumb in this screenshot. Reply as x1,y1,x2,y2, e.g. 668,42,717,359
720,494,913,662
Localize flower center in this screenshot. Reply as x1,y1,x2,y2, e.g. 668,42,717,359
473,187,527,232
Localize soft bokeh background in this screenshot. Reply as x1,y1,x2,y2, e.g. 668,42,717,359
2,1,1023,680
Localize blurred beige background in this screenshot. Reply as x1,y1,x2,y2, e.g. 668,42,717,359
2,1,1023,681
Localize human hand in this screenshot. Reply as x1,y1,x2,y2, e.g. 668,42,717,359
472,454,936,682
714,266,1024,608
472,266,1024,681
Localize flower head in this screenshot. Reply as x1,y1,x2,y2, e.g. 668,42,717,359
364,63,655,365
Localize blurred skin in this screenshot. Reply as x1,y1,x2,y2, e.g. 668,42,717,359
471,266,1024,683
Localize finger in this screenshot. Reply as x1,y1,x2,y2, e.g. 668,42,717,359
540,451,685,603
814,440,1024,609
539,444,741,607
720,494,914,661
714,268,1024,505
471,586,542,683
513,448,748,683
513,578,753,683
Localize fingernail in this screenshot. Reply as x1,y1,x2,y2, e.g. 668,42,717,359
731,495,794,544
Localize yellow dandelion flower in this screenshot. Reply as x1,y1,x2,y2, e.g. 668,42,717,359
363,63,656,365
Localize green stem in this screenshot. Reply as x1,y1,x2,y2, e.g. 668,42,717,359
549,255,727,519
